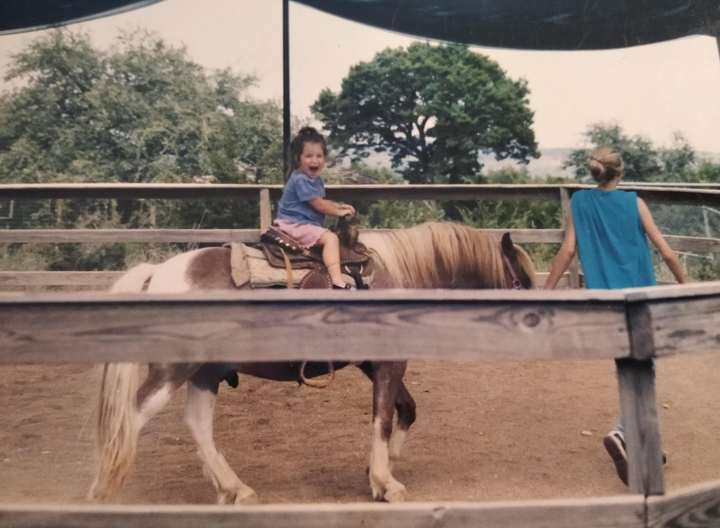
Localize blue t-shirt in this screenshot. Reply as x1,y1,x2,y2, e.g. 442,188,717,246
572,189,657,289
277,170,326,226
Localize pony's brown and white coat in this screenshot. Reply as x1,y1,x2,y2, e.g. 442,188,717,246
89,222,535,504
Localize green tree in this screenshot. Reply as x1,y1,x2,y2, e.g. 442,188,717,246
312,43,539,185
563,124,698,182
0,29,284,226
0,29,284,271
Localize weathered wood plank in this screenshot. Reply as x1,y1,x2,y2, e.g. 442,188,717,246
645,296,720,357
623,282,720,357
647,479,720,528
3,182,720,204
0,183,564,202
0,228,566,244
259,188,272,230
0,183,272,200
665,235,720,254
0,496,646,528
0,229,261,243
0,271,122,287
0,290,630,363
628,187,720,208
5,228,712,251
0,271,567,289
0,288,639,305
625,282,720,301
327,184,564,202
616,358,665,496
620,182,720,188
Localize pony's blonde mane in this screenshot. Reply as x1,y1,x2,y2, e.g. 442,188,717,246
360,222,535,289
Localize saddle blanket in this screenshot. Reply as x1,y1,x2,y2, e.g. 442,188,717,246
229,243,373,289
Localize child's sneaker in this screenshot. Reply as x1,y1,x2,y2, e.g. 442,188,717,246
603,429,668,486
603,430,628,485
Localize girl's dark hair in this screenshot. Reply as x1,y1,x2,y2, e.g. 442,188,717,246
285,127,328,182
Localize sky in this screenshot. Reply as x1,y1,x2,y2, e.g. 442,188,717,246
1,0,719,153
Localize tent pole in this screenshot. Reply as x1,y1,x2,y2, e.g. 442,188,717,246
283,0,291,181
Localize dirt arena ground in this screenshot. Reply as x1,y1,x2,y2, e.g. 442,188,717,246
1,353,719,505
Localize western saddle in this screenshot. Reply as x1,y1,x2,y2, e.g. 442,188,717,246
257,216,372,290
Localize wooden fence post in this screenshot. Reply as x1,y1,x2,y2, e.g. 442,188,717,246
559,188,580,288
616,301,665,496
260,188,272,231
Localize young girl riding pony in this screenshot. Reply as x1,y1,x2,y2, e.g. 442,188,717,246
272,127,356,289
544,146,685,485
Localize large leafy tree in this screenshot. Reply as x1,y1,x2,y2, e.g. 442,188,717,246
312,43,539,184
0,29,284,225
0,30,284,271
0,29,283,188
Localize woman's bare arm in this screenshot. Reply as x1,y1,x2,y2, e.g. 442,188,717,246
637,198,686,284
544,214,577,290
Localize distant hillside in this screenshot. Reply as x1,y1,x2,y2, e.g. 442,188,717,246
480,148,574,178
698,151,720,163
343,148,720,181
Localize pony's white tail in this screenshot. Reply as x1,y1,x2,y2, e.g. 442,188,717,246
89,264,154,502
89,363,140,502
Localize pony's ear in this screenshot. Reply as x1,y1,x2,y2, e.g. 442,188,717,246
501,233,517,259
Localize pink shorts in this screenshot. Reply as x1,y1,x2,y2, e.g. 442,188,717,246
272,219,328,249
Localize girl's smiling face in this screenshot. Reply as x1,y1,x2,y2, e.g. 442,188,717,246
298,142,325,179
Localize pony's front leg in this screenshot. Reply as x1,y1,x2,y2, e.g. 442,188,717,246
185,377,257,505
368,361,408,502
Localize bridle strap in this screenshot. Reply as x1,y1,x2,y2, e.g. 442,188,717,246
500,244,524,290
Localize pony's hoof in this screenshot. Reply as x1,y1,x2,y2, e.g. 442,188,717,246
385,486,409,503
218,488,257,505
371,483,408,503
235,492,259,505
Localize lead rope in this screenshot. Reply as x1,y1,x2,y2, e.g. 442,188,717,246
300,360,335,388
282,247,335,388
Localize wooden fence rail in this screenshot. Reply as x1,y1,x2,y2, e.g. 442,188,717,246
3,478,718,528
2,182,720,206
0,270,571,288
2,282,720,501
1,283,718,362
2,184,720,525
1,229,717,254
4,183,720,290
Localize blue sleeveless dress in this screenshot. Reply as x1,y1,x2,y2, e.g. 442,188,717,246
571,189,657,289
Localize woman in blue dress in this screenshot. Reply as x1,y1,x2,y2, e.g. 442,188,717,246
544,146,685,485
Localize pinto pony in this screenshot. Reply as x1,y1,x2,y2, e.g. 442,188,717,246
89,222,535,504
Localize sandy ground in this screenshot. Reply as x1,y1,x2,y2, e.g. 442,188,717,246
0,354,718,505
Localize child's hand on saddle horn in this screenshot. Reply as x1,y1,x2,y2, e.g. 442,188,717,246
339,204,356,216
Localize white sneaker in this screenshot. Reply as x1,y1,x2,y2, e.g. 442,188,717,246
603,429,668,487
603,430,628,486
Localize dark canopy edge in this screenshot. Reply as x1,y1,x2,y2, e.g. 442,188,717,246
294,0,720,51
0,0,165,36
